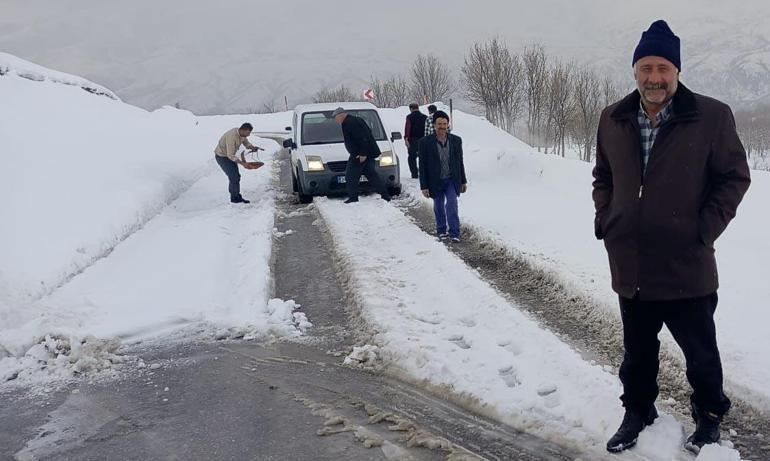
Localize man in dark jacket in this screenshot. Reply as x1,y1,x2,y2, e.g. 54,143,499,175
404,103,427,179
593,20,751,455
333,107,391,203
419,111,467,242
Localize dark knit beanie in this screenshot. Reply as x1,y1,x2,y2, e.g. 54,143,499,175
632,20,681,71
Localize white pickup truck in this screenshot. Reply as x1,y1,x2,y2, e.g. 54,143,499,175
282,102,402,203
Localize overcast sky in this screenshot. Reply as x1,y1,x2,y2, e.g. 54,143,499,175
2,0,769,114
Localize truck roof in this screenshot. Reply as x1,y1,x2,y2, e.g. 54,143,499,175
293,102,378,114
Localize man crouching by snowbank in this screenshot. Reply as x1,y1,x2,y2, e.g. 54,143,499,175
214,123,260,204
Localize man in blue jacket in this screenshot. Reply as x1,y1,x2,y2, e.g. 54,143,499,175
419,111,467,242
333,107,391,204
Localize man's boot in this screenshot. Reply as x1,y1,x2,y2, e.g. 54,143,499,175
231,195,250,204
685,406,721,454
606,406,658,453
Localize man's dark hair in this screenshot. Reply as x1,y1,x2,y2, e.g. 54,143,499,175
428,104,437,114
409,103,419,110
433,110,449,123
240,123,253,131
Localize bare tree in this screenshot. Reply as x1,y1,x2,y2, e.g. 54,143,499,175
522,44,549,148
461,38,525,134
253,99,278,114
571,69,603,162
312,84,356,103
543,61,575,156
370,75,411,108
601,77,623,108
461,42,495,120
410,54,454,103
735,104,770,170
387,76,411,107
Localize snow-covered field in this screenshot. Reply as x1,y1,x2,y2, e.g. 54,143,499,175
1,53,762,460
0,54,303,387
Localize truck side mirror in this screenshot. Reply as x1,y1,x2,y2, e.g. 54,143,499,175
282,139,295,149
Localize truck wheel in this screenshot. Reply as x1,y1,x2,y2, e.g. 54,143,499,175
388,186,402,197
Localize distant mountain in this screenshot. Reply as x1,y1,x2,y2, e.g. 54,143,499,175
2,0,769,114
588,14,770,110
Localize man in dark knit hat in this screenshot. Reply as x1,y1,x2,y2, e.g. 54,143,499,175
593,20,751,454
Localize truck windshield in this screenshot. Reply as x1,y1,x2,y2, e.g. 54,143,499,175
301,110,386,145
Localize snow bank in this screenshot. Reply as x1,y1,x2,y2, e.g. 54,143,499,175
0,55,297,387
0,52,118,100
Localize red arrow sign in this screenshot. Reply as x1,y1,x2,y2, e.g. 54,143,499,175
363,89,375,100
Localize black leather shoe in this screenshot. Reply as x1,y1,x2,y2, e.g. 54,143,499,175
606,407,658,453
685,409,721,454
231,196,250,204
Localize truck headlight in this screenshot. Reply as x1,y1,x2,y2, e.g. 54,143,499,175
305,155,324,171
378,151,396,167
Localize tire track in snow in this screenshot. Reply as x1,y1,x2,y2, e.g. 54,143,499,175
392,189,770,461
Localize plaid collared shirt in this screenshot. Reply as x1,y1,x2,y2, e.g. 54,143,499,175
638,100,673,175
425,116,435,136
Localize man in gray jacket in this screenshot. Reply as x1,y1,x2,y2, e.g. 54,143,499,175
214,123,260,203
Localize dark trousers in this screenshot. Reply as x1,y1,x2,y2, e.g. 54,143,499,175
215,155,241,199
407,143,419,178
618,292,731,418
345,156,390,201
432,178,460,238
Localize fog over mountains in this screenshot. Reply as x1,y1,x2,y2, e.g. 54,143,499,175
2,0,768,114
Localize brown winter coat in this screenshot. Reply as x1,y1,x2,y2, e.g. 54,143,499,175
592,83,751,301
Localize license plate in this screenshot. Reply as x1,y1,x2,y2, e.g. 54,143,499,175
337,176,367,184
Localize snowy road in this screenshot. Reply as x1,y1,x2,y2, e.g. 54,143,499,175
0,149,579,460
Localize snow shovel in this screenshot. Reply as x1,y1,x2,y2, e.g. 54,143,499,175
241,147,265,170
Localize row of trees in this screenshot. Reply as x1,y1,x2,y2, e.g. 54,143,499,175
349,42,623,163
312,54,454,107
735,105,770,171
461,41,624,161
308,41,768,169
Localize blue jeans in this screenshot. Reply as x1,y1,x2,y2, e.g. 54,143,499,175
215,155,241,199
433,178,460,238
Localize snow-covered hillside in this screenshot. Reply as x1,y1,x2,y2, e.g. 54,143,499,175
0,54,301,386
2,1,769,113
0,52,118,100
